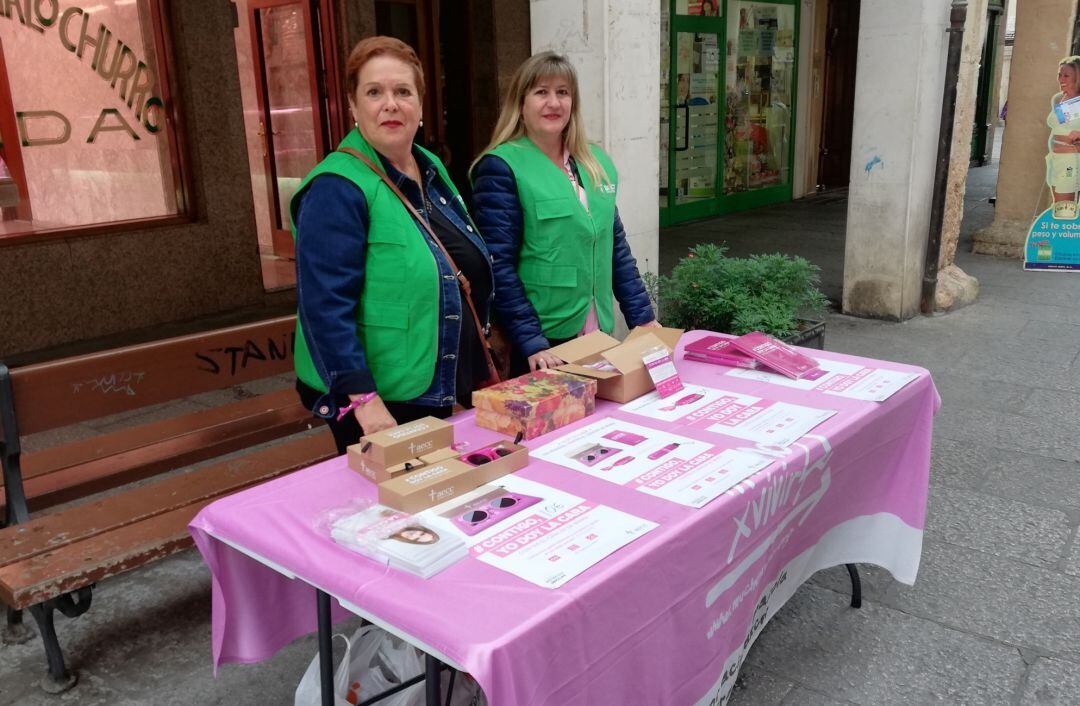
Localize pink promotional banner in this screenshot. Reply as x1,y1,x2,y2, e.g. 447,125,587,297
190,331,939,705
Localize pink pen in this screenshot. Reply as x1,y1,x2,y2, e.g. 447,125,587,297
659,392,704,411
647,443,680,460
601,456,635,471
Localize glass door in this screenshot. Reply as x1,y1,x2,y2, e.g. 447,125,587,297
660,0,798,226
250,0,329,260
721,0,797,209
661,4,724,225
0,37,31,225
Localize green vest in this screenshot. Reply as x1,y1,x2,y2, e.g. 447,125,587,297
290,130,458,402
487,137,618,339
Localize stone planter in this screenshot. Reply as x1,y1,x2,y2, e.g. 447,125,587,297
782,319,825,350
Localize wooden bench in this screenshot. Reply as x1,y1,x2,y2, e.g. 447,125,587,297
0,316,337,693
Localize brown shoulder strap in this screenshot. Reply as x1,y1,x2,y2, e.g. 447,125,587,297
336,147,500,383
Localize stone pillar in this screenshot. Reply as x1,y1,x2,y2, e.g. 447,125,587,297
529,0,660,286
972,0,1078,257
935,0,987,311
842,1,950,320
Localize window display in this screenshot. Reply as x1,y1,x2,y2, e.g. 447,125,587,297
724,1,795,194
661,0,797,224
674,30,720,204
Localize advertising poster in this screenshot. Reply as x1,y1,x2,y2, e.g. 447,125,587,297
421,476,656,589
1026,56,1080,270
679,0,721,16
532,418,772,508
620,385,836,447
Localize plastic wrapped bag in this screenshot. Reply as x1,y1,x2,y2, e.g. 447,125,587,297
294,633,352,706
295,624,486,706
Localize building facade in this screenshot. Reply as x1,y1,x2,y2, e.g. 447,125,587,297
1,0,1044,361
0,0,529,359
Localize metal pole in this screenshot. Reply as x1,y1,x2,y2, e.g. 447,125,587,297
317,589,334,706
921,0,968,314
425,654,441,706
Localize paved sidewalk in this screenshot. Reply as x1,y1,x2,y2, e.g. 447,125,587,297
6,161,1080,705
730,245,1080,705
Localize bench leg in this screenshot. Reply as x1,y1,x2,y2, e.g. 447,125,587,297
28,602,78,693
25,588,91,694
3,606,33,645
846,563,862,609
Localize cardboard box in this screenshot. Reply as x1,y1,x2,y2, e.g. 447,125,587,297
347,416,455,480
418,447,460,465
348,453,423,484
551,326,684,402
472,369,596,440
377,443,528,513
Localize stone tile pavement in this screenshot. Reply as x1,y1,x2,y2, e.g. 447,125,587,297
728,247,1080,705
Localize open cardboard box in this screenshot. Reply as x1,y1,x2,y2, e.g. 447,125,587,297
550,326,684,403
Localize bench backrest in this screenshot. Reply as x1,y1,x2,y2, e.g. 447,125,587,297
4,315,297,436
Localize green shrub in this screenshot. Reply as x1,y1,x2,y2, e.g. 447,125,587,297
659,244,828,338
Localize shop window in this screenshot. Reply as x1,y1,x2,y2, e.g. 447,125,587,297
0,0,185,240
724,1,796,194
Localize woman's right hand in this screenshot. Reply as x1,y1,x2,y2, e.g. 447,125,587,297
528,350,565,371
354,395,397,434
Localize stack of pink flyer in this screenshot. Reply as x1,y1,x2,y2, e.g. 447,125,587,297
729,332,822,379
682,336,761,369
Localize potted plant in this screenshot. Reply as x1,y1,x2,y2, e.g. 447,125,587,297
654,244,829,349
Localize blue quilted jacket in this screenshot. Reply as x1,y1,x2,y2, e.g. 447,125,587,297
471,154,655,358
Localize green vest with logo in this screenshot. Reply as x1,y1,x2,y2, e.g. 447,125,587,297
291,130,455,402
488,137,618,339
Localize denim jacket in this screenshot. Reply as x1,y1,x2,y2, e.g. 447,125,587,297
471,154,655,358
295,147,494,418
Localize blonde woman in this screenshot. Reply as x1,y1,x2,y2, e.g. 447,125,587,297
471,52,657,376
1047,55,1080,211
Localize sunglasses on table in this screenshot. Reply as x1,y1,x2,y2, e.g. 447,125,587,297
462,445,515,466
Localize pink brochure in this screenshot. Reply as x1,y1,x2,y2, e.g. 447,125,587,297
730,331,822,379
641,345,684,398
682,335,760,369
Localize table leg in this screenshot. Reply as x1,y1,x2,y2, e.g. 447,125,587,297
425,653,441,706
317,589,334,706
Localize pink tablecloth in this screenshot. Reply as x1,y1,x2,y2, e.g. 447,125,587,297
190,332,939,705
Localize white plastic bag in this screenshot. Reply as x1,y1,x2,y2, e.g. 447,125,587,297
295,624,486,706
372,636,487,706
366,633,425,706
294,633,352,706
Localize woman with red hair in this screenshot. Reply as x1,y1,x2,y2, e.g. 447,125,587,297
292,37,494,453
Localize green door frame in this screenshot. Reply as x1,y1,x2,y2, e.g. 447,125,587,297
660,0,799,227
970,4,1001,166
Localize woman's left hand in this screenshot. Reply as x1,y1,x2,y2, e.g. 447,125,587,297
638,319,662,329
528,350,565,371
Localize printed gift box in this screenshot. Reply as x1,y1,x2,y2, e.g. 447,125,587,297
472,369,597,440
347,416,455,483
